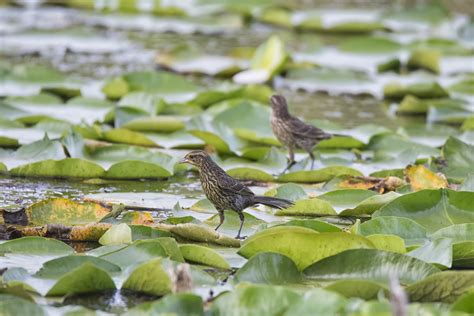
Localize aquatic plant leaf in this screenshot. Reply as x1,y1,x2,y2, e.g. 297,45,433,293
126,293,204,316
405,164,448,191
278,166,363,183
304,249,440,284
122,258,172,296
233,35,287,84
374,189,474,233
407,238,453,268
35,255,121,278
210,283,299,316
46,262,116,296
238,227,374,270
358,216,427,246
325,279,388,300
99,240,169,269
0,237,73,255
440,137,474,182
233,252,302,285
406,271,474,303
99,223,132,245
366,234,406,254
179,244,230,269
24,198,110,226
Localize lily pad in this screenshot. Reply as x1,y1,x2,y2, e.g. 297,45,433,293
325,279,388,300
0,237,73,255
366,234,406,254
304,249,440,284
233,35,287,84
122,258,172,296
358,216,427,246
210,283,299,316
278,166,363,183
407,238,453,268
47,262,116,296
99,240,169,269
127,293,204,315
234,252,303,285
406,271,474,303
373,189,474,233
179,244,230,269
441,137,473,182
24,198,110,226
99,223,132,245
238,227,374,270
35,255,121,278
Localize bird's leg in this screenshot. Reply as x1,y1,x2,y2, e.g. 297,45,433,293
235,211,246,240
309,151,315,170
280,146,295,175
214,210,225,231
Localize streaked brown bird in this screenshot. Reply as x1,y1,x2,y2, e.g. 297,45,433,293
270,94,333,173
181,150,293,239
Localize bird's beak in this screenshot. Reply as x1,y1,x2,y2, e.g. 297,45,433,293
180,158,189,164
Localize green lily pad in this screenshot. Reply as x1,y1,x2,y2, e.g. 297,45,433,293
358,216,427,246
127,293,204,316
99,240,169,269
275,198,336,216
338,36,401,54
304,249,440,284
282,288,347,316
99,223,132,246
451,292,474,314
441,137,474,182
238,227,374,270
210,283,299,316
122,258,172,296
406,271,474,303
407,238,453,268
374,189,474,233
276,219,342,232
383,82,449,100
179,244,230,269
0,237,73,255
325,279,388,300
278,166,363,183
121,116,185,133
0,294,45,316
35,255,121,278
233,35,287,84
234,252,303,285
264,183,307,201
102,128,157,147
366,234,406,254
47,262,116,296
408,50,440,74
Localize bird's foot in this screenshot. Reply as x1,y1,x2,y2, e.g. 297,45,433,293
235,235,247,240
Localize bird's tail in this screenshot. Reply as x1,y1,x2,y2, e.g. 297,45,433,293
331,133,348,138
254,196,293,209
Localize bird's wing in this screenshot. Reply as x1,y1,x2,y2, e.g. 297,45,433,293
218,174,254,197
287,117,331,140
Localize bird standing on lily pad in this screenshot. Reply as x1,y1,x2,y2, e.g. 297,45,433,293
181,150,293,239
270,94,337,174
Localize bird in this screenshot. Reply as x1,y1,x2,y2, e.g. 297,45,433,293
270,94,333,174
181,150,293,239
